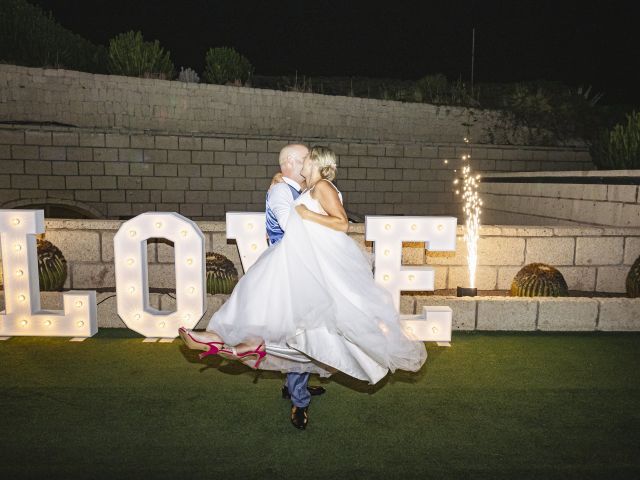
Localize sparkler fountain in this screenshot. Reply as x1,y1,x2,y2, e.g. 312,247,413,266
453,142,482,297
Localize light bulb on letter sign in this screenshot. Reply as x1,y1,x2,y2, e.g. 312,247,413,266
113,212,205,338
0,209,97,337
365,216,457,312
225,212,268,273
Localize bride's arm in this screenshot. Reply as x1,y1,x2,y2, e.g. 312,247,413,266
295,181,349,232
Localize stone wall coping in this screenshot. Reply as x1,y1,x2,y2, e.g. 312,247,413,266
483,170,640,178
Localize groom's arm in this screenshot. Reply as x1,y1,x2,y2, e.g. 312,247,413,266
268,183,294,230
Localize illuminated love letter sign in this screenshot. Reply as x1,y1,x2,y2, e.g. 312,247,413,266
114,212,205,338
0,209,97,337
225,212,268,272
365,216,457,311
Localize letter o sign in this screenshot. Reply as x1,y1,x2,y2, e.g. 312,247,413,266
113,212,206,338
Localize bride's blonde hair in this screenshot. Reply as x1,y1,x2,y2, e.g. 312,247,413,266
309,146,337,181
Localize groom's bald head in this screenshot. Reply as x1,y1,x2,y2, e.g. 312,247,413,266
279,144,308,184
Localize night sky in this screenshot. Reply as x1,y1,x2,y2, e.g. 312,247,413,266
29,0,640,106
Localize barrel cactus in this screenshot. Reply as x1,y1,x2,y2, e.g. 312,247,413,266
206,252,238,294
626,255,640,297
37,237,68,291
0,236,67,291
510,263,568,297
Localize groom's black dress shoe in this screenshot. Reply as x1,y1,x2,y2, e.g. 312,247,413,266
281,385,326,399
290,405,309,430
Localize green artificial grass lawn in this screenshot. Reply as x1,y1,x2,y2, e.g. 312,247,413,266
1,331,639,480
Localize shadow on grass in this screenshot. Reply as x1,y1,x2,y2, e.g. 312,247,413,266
176,337,449,395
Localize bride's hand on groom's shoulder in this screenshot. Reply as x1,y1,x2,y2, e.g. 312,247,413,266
270,172,284,187
295,204,309,218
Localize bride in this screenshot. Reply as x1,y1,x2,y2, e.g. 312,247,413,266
180,146,426,385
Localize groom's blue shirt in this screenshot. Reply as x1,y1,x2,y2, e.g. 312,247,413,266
266,181,301,245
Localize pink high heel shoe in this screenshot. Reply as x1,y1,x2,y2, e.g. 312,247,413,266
178,327,224,359
218,343,267,370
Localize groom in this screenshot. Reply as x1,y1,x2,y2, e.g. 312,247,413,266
267,144,325,430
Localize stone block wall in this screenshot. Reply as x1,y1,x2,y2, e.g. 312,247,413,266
1,63,547,145
1,65,594,221
480,171,640,227
410,296,640,331
1,220,637,295
0,125,592,221
422,225,639,293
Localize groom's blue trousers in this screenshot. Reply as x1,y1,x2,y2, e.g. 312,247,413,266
286,372,311,407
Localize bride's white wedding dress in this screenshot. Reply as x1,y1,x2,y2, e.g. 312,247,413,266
207,182,427,384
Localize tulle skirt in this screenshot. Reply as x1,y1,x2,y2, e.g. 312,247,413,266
207,207,427,384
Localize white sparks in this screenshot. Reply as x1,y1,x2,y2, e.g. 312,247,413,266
461,163,482,288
